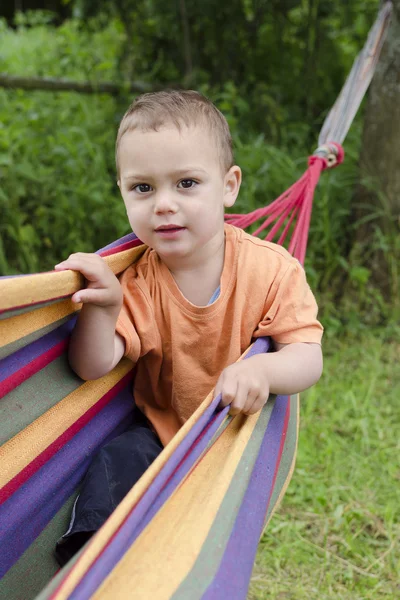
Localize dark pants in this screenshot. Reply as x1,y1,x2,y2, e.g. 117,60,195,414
55,408,163,567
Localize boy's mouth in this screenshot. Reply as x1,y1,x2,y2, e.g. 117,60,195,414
155,224,186,238
155,224,185,232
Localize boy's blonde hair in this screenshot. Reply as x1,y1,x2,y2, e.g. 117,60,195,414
115,90,234,177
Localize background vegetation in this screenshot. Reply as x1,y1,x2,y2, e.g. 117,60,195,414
0,2,399,598
251,329,399,599
1,1,398,331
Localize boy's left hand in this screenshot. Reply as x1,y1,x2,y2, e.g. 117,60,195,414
213,355,270,416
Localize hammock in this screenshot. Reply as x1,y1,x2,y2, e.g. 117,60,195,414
0,4,392,599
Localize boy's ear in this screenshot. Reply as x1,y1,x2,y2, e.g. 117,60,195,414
117,180,121,188
223,166,242,208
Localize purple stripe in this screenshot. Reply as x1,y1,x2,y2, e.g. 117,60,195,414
0,317,76,383
0,274,29,280
0,234,138,315
133,410,229,534
0,387,134,577
97,232,138,253
67,337,271,600
0,237,140,317
202,395,288,600
0,235,138,282
67,399,227,600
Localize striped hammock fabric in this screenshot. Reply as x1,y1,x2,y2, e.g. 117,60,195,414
0,5,393,595
0,233,299,600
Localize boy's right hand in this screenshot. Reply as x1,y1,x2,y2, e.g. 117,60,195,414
55,253,123,310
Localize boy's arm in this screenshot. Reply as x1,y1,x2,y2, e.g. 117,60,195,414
214,342,322,416
68,304,125,380
55,253,126,381
258,341,323,396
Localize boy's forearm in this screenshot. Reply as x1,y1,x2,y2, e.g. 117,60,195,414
69,304,121,380
253,342,323,396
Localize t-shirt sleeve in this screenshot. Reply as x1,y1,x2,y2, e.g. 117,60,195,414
116,299,141,363
115,267,158,364
253,260,323,344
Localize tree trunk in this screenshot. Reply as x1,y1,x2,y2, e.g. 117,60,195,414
354,0,400,301
0,73,154,95
179,0,193,82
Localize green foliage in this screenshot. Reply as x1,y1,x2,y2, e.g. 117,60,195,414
0,5,398,326
0,11,124,80
250,330,400,599
0,15,128,274
0,83,128,273
63,0,381,143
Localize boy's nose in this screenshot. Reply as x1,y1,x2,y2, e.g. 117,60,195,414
153,193,178,214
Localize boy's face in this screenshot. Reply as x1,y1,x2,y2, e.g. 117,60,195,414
117,125,241,266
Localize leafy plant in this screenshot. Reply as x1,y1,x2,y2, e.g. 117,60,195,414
0,7,397,329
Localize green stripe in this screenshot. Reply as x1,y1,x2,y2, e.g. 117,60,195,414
171,397,275,600
0,315,72,360
0,493,78,600
0,298,64,321
205,414,232,449
0,356,82,445
263,394,299,526
34,545,85,600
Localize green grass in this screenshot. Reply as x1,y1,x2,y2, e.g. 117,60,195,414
249,329,400,599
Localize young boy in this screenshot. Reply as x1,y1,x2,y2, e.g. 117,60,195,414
54,90,323,565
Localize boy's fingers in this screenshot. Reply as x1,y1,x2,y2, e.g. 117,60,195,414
242,387,260,415
57,252,96,262
55,255,106,282
219,378,238,409
71,288,109,305
245,394,267,415
71,291,84,303
55,253,88,268
228,381,247,416
55,258,91,273
213,378,222,402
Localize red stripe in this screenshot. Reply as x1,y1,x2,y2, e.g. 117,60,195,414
263,396,291,519
0,340,68,400
49,408,225,598
159,410,223,495
0,295,73,316
0,239,143,315
0,372,133,505
99,238,143,258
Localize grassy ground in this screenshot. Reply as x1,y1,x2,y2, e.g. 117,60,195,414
249,329,400,599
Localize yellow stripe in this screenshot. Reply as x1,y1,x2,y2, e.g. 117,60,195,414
50,343,258,600
50,388,220,599
0,359,132,488
0,245,147,311
0,298,79,347
95,412,261,599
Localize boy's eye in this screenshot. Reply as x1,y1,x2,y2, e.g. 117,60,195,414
178,179,197,189
133,183,153,193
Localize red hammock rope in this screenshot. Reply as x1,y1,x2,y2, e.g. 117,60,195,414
224,2,391,265
225,142,344,265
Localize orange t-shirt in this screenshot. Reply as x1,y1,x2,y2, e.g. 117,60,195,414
116,224,323,446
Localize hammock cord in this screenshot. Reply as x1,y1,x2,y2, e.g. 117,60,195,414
225,1,393,264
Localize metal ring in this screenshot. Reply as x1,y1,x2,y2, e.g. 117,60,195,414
313,143,338,168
